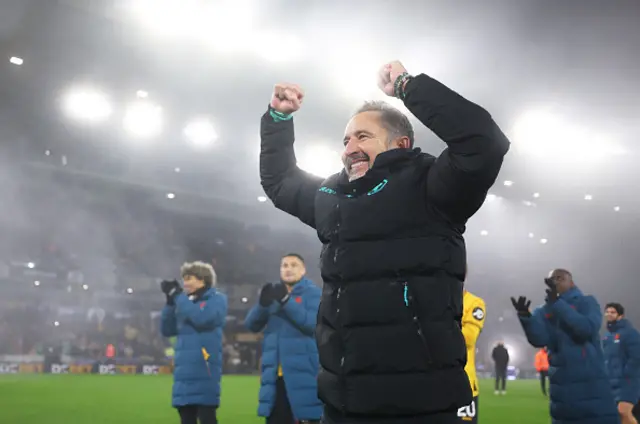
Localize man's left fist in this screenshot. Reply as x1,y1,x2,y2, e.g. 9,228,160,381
272,283,290,305
161,279,182,299
377,61,409,97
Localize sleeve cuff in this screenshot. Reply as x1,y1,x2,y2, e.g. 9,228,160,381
268,107,293,122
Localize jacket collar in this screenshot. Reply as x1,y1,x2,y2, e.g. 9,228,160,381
560,286,582,300
336,148,423,195
607,318,629,332
188,287,213,302
286,277,314,295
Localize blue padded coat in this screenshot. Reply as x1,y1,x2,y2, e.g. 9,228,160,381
244,278,322,421
518,287,619,424
161,288,227,407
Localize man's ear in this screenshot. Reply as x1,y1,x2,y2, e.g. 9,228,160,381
389,136,411,149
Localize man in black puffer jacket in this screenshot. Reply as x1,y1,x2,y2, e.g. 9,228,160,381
260,61,510,424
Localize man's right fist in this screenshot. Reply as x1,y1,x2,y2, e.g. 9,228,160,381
270,83,304,114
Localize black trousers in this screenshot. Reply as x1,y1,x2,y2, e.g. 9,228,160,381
539,370,548,395
268,377,295,424
495,368,507,391
322,403,459,424
177,405,218,424
268,377,319,424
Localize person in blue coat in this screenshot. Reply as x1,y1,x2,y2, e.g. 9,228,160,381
245,253,322,424
160,261,228,424
511,269,619,424
604,302,640,424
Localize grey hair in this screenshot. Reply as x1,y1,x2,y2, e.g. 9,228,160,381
181,261,217,288
354,101,415,148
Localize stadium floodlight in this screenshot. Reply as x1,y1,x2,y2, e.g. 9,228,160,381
512,109,623,162
27,262,35,269
34,280,40,286
123,101,163,138
54,321,60,327
82,284,89,290
480,230,488,236
297,144,343,178
241,297,248,303
257,196,267,203
503,180,513,187
126,288,134,294
9,56,23,65
62,87,112,123
184,119,218,147
540,238,548,244
129,0,258,51
174,167,181,173
614,206,620,212
166,193,175,199
533,192,540,198
136,90,148,98
584,194,593,200
528,233,535,238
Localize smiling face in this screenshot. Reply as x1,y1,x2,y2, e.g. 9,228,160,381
341,106,412,182
605,307,621,323
183,275,205,294
280,255,305,286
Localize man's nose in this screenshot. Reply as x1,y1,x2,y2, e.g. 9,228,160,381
343,138,359,155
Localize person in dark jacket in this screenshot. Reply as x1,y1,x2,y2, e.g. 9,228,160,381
511,269,619,424
160,261,228,424
491,342,510,395
603,302,640,424
245,253,323,424
260,60,510,424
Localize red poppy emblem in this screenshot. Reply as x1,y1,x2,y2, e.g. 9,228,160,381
615,333,620,340
200,302,206,309
295,296,302,304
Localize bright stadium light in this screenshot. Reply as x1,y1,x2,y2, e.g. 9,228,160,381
123,101,163,138
9,56,24,65
184,119,218,147
480,230,488,236
297,144,343,178
27,262,35,269
257,196,267,203
614,206,620,212
34,280,40,286
62,88,112,123
128,0,258,52
512,110,623,162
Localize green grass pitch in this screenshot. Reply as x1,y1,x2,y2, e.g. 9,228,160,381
0,375,549,423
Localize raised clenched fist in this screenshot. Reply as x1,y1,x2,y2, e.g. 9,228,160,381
377,61,409,97
270,83,304,114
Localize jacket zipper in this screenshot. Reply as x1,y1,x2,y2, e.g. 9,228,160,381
403,282,433,365
336,286,347,411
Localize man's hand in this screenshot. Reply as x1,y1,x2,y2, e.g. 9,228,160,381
259,283,274,307
272,283,291,305
270,83,304,114
618,401,635,418
511,296,532,317
377,61,409,97
544,278,559,304
161,279,182,301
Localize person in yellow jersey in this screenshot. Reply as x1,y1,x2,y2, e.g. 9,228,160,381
458,288,486,423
